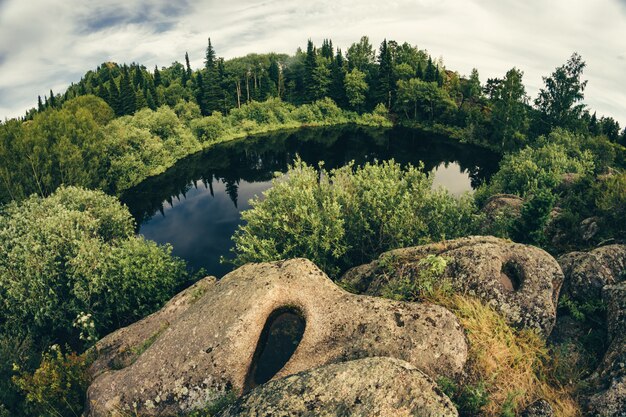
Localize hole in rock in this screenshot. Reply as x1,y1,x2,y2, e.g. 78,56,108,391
244,307,305,392
500,260,523,291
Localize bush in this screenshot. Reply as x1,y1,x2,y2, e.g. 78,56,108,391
476,142,594,203
230,159,480,276
0,186,187,345
191,113,225,143
13,345,90,417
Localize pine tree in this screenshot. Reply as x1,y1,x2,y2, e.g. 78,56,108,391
154,66,162,87
304,39,317,103
205,38,216,69
49,89,56,108
329,49,348,107
146,88,156,110
321,39,334,60
376,39,395,108
195,72,207,115
108,81,122,116
589,111,599,135
424,57,436,82
135,89,147,110
185,52,192,78
119,66,136,115
37,96,44,112
416,61,424,79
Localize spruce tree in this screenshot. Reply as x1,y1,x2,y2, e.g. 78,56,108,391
37,96,44,112
304,39,317,103
154,66,162,87
108,81,122,116
329,49,348,107
185,52,192,78
205,38,216,69
416,61,424,79
424,57,436,82
49,89,56,108
376,39,395,108
119,66,136,115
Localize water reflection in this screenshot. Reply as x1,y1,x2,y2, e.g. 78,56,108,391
121,126,499,276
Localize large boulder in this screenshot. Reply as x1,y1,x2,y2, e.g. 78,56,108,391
340,236,564,336
221,357,458,417
558,244,626,302
586,282,626,417
89,275,218,376
86,259,467,416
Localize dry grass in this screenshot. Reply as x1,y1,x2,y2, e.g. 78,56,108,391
431,293,581,417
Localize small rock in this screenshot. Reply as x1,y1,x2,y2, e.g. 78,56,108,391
521,399,554,417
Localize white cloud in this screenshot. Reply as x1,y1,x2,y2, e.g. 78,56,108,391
1,0,625,124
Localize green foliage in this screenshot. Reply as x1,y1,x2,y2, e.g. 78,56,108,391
477,142,594,200
381,255,453,301
511,188,556,246
0,187,187,344
231,159,479,276
438,377,490,417
13,345,90,417
344,68,368,110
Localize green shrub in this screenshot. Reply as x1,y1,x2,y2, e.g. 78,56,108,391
230,159,479,276
191,113,225,143
13,345,90,417
0,186,187,345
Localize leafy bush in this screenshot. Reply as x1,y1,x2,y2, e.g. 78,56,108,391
0,186,187,344
230,159,479,276
191,113,225,143
476,142,594,203
13,345,90,417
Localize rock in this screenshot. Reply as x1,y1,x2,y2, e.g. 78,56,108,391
521,399,554,417
89,275,217,377
480,194,523,232
579,217,600,242
482,194,524,217
586,282,626,417
221,357,458,417
86,259,467,416
340,236,564,336
558,244,626,302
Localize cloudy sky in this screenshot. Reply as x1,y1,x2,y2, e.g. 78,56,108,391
1,0,625,124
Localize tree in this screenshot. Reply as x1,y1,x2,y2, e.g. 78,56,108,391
205,38,216,69
347,36,375,72
48,89,56,108
344,68,368,111
534,52,587,133
396,78,455,122
376,39,395,108
119,66,136,115
329,49,348,107
490,68,529,151
37,96,43,112
185,52,192,79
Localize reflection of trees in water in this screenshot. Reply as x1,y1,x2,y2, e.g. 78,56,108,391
121,126,500,226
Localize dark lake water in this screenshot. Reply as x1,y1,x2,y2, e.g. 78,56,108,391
121,126,499,277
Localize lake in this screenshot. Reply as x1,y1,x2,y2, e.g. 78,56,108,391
121,126,499,277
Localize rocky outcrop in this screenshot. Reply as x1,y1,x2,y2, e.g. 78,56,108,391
480,194,523,234
86,259,467,416
558,244,626,302
586,282,626,417
221,357,458,417
340,236,564,336
89,275,217,376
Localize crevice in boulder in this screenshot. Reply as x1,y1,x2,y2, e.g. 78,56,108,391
500,260,523,291
244,306,305,392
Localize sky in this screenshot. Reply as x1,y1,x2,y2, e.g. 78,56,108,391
1,0,625,124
